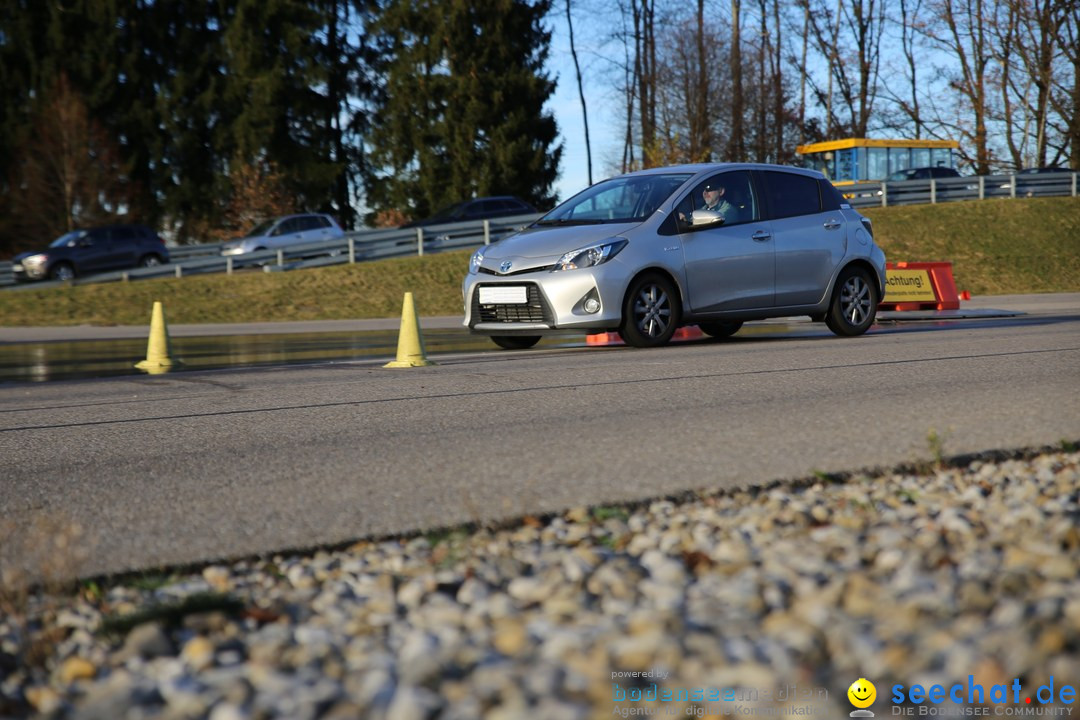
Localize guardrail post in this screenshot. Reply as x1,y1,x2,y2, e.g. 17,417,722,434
1010,174,1017,199
880,182,888,207
348,237,355,264
930,178,937,204
1073,172,1077,198
978,175,985,200
226,257,233,276
277,250,284,266
416,228,424,257
483,219,491,245
175,265,183,278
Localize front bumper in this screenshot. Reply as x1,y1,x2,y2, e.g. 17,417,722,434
462,263,627,334
12,262,46,280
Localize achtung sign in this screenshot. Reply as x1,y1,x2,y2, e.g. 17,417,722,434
883,269,936,303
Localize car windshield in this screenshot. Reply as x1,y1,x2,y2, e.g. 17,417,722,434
49,231,86,248
537,174,692,225
244,220,277,238
887,170,913,182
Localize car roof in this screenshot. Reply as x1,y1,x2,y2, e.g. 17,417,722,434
73,223,155,232
616,162,826,181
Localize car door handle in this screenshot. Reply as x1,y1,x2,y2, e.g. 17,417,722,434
751,230,771,242
823,219,842,230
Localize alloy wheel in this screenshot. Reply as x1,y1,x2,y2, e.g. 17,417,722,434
839,275,872,326
633,284,672,338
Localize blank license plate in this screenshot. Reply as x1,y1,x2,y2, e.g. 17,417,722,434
479,286,527,304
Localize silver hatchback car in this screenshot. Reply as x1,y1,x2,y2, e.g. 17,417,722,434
463,164,886,349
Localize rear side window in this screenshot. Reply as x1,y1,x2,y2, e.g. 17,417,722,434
819,179,845,211
274,218,301,235
112,227,137,245
762,171,821,219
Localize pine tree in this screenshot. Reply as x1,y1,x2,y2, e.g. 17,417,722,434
221,0,340,217
364,0,561,223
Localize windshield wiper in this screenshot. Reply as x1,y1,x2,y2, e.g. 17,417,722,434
534,218,605,226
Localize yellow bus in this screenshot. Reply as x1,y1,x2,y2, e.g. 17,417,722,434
795,138,960,186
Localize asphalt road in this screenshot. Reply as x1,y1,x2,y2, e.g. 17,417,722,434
1,295,1078,579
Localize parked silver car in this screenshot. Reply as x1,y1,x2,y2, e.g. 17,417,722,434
221,214,343,256
463,163,886,349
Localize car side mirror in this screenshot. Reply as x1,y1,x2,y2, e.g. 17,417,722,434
690,209,725,227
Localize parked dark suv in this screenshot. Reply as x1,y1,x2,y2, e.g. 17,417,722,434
13,224,169,282
887,166,961,181
401,196,539,228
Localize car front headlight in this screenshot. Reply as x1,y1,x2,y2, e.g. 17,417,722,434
551,239,628,272
469,246,486,274
22,254,48,266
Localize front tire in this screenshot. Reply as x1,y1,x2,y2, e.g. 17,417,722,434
491,335,541,350
698,321,743,339
620,273,681,348
826,266,878,337
50,263,75,281
138,254,163,268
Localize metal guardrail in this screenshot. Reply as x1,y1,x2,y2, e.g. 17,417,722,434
0,213,540,291
1,173,1076,289
842,171,1078,208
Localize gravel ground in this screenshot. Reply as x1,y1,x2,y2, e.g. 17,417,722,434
1,444,1078,720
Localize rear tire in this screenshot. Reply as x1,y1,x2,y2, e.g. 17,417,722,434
698,321,743,339
825,266,878,337
620,273,681,348
491,335,541,350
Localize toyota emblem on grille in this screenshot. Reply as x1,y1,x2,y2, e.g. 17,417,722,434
500,261,513,273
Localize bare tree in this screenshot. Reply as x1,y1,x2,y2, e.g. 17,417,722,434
921,0,995,173
1050,1,1080,168
690,0,712,161
890,0,925,137
1006,0,1069,167
3,75,129,250
566,0,594,184
728,0,745,159
651,10,727,164
631,0,659,166
797,0,886,138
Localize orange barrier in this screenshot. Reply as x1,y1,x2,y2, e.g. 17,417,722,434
880,261,966,311
586,325,704,346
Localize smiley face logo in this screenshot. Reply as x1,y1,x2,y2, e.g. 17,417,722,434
848,678,877,709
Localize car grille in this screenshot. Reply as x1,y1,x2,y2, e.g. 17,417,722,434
479,264,553,276
472,283,554,325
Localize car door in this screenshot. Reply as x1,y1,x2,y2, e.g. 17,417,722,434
268,218,303,249
294,216,321,243
308,216,338,241
74,228,114,274
677,170,774,312
105,226,138,269
760,170,847,308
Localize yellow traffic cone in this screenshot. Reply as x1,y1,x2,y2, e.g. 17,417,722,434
135,301,181,374
384,292,436,368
